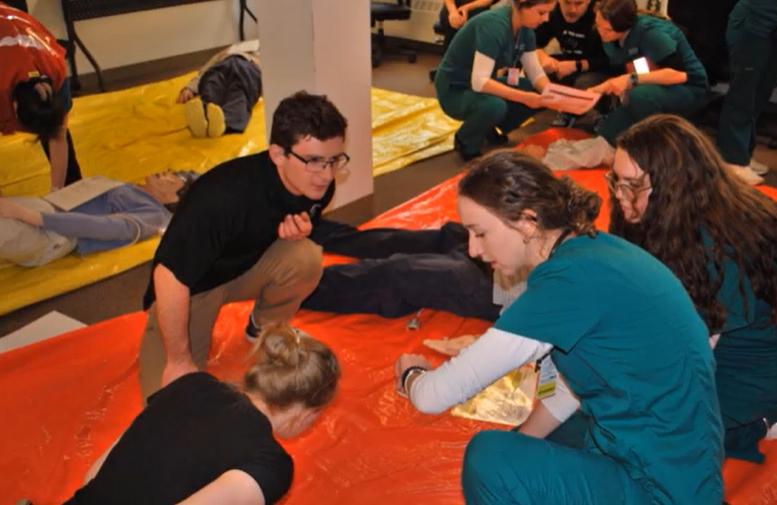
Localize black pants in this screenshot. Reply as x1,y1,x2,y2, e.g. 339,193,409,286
439,5,492,52
5,0,28,11
198,55,262,133
40,129,82,186
305,220,501,321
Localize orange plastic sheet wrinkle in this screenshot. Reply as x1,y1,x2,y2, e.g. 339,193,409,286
1,129,775,505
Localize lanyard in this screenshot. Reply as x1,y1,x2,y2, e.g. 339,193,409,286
549,228,573,258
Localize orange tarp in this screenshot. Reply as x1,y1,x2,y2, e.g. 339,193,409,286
1,129,775,505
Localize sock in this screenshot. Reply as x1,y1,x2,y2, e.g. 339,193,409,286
184,98,208,138
206,103,226,138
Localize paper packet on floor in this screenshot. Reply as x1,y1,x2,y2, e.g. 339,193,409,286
541,83,601,115
451,364,537,427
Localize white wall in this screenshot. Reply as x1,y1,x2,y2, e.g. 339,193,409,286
256,0,374,210
27,0,252,73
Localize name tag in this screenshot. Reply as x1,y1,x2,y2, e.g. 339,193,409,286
507,68,521,87
536,354,558,399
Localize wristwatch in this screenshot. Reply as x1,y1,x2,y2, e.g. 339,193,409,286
630,72,639,87
575,60,583,73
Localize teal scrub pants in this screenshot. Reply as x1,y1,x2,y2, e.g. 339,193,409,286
597,83,707,146
462,431,652,505
435,77,537,154
717,26,777,166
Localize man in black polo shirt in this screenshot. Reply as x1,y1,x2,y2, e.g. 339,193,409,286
533,0,610,126
139,91,349,399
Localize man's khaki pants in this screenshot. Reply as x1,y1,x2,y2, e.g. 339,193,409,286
139,238,323,399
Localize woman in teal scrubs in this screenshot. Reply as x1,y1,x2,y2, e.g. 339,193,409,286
393,151,724,504
590,0,708,145
434,0,555,160
609,114,777,463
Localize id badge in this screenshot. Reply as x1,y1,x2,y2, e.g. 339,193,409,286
507,68,520,87
536,354,558,399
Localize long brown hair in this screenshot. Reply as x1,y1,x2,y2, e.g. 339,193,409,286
610,115,777,331
459,150,601,237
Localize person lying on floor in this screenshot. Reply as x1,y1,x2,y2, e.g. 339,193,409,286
176,40,262,139
61,324,340,505
0,170,199,267
303,219,514,322
394,151,724,505
0,3,82,196
606,114,777,462
139,90,348,400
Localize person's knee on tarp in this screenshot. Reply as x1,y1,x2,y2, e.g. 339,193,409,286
139,91,349,401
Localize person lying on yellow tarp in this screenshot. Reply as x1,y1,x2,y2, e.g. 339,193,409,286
0,170,199,266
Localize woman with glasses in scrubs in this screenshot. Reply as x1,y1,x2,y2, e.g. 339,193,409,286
608,114,777,463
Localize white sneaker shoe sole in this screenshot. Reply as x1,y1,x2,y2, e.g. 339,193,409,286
750,158,769,175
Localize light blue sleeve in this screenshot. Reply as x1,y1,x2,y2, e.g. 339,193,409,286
41,212,141,242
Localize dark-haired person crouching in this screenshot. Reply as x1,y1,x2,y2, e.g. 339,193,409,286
139,91,350,400
0,3,81,195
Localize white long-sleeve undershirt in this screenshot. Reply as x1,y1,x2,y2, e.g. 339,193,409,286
410,327,551,414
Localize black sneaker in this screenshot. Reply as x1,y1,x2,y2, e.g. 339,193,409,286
245,318,305,344
592,113,608,134
486,128,509,145
552,112,577,128
245,316,262,344
454,134,482,161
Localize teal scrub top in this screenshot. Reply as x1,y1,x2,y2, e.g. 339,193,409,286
437,5,536,90
703,233,777,430
729,0,777,39
602,15,708,89
494,233,724,505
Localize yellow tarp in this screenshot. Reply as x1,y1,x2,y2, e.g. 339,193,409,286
0,73,460,316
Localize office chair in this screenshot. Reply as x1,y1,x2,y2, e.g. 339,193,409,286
371,0,417,68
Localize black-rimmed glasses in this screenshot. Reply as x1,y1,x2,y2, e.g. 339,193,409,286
288,149,350,173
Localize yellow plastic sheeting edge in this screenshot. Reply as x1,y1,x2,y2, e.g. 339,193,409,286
0,76,460,315
0,239,159,315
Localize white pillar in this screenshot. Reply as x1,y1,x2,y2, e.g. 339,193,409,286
255,0,374,209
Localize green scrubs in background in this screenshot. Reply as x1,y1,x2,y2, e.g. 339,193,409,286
462,233,724,505
434,5,540,156
705,232,777,463
597,15,708,145
716,0,777,166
